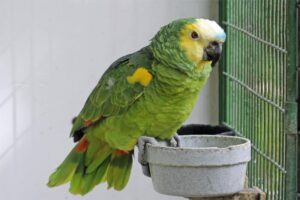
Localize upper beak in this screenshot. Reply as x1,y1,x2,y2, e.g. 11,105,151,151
203,41,222,66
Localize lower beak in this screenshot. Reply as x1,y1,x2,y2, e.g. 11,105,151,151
203,42,222,66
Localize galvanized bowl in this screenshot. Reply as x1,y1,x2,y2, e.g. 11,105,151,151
144,135,251,197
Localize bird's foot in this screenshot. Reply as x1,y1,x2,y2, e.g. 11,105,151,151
169,133,181,147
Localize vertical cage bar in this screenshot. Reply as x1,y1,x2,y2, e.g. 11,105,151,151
282,1,287,199
218,0,227,125
285,0,298,199
298,0,300,197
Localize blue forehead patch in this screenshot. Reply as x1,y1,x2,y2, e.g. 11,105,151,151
216,32,226,42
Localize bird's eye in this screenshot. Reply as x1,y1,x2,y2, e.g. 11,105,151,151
190,31,200,39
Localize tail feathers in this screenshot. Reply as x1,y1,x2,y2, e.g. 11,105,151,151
47,149,83,187
107,151,133,191
69,156,110,195
48,140,133,195
86,145,112,173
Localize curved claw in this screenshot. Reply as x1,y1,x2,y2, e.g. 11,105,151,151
170,133,181,147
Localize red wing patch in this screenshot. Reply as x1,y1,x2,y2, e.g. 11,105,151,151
83,116,104,127
114,150,130,156
84,119,94,126
75,138,89,153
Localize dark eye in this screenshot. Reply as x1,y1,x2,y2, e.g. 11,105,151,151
190,31,199,39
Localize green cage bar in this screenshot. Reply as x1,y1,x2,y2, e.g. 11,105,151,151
218,0,298,199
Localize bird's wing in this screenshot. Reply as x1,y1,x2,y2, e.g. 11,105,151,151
71,47,154,141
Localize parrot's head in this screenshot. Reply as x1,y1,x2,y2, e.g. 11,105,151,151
150,18,226,75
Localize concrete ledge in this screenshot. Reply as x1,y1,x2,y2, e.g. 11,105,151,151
189,187,266,200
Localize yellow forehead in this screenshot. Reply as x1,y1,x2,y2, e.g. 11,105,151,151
181,23,200,35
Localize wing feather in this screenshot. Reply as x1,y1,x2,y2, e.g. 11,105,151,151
71,47,153,141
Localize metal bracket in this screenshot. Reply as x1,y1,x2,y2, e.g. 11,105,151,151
137,135,181,177
137,136,159,177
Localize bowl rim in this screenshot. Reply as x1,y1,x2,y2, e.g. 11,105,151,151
146,135,251,151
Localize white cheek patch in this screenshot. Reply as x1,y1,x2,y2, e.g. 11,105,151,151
196,19,226,42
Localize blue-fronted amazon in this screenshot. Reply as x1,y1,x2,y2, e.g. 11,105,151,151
48,18,226,195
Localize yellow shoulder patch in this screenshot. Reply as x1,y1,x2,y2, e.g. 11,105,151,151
127,67,153,86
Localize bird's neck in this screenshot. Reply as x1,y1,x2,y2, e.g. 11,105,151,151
151,62,211,95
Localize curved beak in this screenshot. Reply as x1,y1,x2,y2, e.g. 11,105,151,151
203,41,222,67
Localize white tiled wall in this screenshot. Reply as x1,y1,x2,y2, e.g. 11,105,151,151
0,0,219,199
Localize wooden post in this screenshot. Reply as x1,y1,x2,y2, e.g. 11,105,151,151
189,187,266,200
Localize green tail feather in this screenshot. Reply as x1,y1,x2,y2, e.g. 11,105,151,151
48,143,133,195
47,148,83,187
107,152,133,191
69,156,111,195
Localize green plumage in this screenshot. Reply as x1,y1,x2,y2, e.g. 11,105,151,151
48,18,225,195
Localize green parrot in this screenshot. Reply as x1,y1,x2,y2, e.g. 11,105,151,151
48,18,226,195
